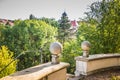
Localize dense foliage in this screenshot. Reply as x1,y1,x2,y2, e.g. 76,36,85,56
40,17,59,28
77,22,100,54
0,46,17,78
58,12,79,73
29,14,59,28
58,12,71,45
0,0,120,75
61,40,81,73
77,0,120,54
0,20,57,70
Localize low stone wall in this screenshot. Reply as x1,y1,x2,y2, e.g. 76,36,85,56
75,54,120,76
0,62,69,80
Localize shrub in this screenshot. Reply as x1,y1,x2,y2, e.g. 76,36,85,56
0,46,17,78
0,20,57,70
61,40,82,73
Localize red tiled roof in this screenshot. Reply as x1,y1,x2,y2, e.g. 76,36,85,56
0,19,14,26
71,20,78,27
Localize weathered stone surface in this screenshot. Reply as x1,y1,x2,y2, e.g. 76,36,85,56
75,54,120,76
48,68,66,80
0,62,69,80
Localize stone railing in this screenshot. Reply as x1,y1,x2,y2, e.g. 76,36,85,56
1,42,68,80
1,41,120,80
75,54,120,76
0,62,69,80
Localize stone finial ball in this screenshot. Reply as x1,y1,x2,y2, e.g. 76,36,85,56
81,41,91,51
49,42,63,55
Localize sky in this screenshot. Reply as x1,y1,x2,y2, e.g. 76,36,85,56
0,0,99,20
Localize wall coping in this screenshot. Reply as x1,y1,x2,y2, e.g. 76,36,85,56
75,53,120,61
75,53,120,76
0,62,70,80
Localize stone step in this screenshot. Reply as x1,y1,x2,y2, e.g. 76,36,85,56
67,74,85,80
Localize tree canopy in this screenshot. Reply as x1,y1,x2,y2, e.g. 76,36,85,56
0,20,57,70
58,12,71,45
77,0,120,53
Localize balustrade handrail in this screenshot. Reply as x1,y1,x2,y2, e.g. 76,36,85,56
75,53,120,76
0,62,70,80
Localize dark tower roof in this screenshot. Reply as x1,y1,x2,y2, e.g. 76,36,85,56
62,12,67,17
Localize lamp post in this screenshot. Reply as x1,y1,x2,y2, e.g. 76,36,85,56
81,41,91,57
49,42,62,64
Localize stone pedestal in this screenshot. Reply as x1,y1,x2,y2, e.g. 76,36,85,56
51,54,60,64
74,56,88,76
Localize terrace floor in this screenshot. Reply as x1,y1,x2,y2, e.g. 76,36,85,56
67,68,120,80
85,68,120,80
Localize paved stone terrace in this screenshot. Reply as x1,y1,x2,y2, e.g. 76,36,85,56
67,68,120,80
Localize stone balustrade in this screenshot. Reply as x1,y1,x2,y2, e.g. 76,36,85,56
0,62,69,80
75,54,120,76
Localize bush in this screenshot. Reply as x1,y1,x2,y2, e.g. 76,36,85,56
111,76,120,80
61,40,82,74
0,46,17,78
0,20,57,70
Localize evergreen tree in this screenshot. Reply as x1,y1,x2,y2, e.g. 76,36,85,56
58,12,71,45
29,14,36,19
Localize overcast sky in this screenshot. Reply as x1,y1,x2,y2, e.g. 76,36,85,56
0,0,99,20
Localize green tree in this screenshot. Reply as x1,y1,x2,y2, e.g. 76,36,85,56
0,46,17,78
40,17,59,28
78,0,120,53
0,20,57,70
61,40,81,73
58,12,71,45
77,22,100,54
29,14,36,20
0,24,5,44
